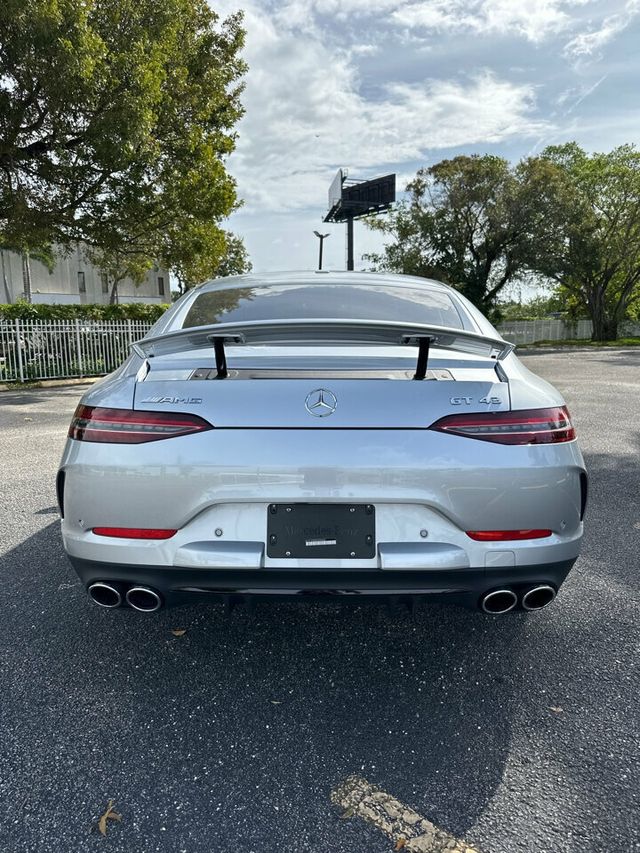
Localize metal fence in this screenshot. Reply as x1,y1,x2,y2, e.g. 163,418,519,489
496,318,593,345
0,319,154,383
497,318,640,344
2,317,639,384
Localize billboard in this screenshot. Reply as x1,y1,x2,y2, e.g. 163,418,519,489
324,172,395,222
328,169,344,210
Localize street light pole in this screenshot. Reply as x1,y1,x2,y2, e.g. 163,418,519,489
313,230,330,270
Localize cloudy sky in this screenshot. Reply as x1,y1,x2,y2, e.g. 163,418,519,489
214,0,640,273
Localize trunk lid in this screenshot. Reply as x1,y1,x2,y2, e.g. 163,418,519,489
133,345,510,428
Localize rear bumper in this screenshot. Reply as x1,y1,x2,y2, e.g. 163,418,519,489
68,555,576,610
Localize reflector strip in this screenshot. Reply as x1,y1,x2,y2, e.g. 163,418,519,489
466,529,552,541
93,527,177,540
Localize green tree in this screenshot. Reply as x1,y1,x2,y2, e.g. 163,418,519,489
168,227,252,296
212,232,252,279
0,238,54,302
89,225,251,302
526,143,640,341
0,0,246,291
497,290,587,322
84,244,154,305
365,154,555,318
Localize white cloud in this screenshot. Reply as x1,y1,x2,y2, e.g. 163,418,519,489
211,0,640,271
255,0,640,69
392,0,585,43
388,0,640,58
349,43,381,56
242,0,594,43
476,0,577,41
277,0,400,23
564,0,640,59
221,3,548,214
555,74,608,112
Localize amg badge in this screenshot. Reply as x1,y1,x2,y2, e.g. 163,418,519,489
140,396,203,404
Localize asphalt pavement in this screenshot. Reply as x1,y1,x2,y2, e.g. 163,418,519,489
0,348,638,853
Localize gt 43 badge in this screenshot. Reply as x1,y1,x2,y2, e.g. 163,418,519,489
450,396,502,405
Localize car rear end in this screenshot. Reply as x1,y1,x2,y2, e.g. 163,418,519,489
58,273,587,614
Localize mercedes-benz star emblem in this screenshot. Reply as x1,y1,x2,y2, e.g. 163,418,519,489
305,388,337,417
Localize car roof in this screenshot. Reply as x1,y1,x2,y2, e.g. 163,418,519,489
195,270,454,294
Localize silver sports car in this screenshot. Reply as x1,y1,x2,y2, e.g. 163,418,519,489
58,271,587,615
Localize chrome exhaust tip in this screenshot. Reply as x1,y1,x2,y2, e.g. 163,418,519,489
125,586,162,613
522,585,556,611
481,588,518,614
88,582,122,609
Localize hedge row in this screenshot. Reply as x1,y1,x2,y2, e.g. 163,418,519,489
0,302,170,321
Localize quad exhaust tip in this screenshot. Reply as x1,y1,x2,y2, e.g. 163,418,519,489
125,586,162,612
522,584,556,611
481,588,518,614
88,582,122,609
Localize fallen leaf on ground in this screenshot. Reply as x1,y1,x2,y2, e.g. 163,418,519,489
171,629,187,637
549,706,564,713
97,800,122,836
394,839,407,850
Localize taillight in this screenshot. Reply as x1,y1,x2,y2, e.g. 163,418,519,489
93,527,177,539
466,529,552,541
68,405,212,444
430,406,575,445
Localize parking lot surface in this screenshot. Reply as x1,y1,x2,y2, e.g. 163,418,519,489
0,348,638,853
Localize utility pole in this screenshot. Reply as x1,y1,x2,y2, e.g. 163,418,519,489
313,230,330,270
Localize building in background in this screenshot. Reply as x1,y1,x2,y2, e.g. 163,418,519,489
0,245,169,305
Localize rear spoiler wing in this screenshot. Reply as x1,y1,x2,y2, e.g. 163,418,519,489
132,319,515,380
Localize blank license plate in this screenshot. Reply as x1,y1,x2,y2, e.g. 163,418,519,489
267,504,376,559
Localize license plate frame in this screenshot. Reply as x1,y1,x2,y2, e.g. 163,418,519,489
266,503,376,559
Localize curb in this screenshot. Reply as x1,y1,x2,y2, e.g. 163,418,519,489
0,377,100,393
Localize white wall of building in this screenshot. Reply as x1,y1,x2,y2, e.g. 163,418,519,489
0,245,170,305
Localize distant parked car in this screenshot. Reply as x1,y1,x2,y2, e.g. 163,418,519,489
57,271,587,615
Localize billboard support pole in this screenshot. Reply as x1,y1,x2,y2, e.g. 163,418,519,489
347,217,354,271
324,170,395,272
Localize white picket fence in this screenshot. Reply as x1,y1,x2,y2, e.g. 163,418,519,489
0,319,154,383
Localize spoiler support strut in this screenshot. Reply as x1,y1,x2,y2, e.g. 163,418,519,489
413,337,431,380
213,337,228,379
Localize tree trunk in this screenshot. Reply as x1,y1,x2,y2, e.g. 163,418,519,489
586,284,617,342
22,251,33,303
0,250,11,302
590,312,617,342
109,279,120,305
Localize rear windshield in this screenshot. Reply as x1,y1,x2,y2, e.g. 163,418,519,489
181,283,467,330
